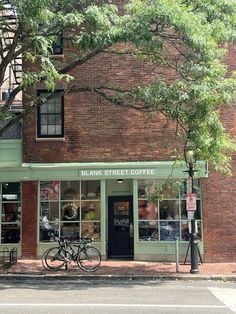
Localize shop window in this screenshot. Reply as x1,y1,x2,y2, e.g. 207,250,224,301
138,179,202,242
138,200,158,240
37,91,64,138
0,182,21,244
39,181,101,242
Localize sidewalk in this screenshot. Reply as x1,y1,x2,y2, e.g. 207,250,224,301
1,259,236,281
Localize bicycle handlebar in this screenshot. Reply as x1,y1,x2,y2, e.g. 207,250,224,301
73,237,94,244
49,233,94,244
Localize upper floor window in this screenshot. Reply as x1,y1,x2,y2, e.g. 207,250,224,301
52,36,63,55
37,91,64,138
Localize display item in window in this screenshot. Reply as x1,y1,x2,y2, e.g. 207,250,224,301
63,202,78,221
84,203,96,220
40,210,56,240
81,222,100,239
40,181,59,200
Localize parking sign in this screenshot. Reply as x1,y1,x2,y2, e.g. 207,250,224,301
186,193,197,211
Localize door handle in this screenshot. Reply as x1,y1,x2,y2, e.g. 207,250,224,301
129,223,133,237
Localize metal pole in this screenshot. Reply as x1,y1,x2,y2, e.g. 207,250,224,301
175,238,179,273
190,219,199,273
189,164,199,274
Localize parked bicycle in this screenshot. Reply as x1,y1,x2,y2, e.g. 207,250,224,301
42,233,101,272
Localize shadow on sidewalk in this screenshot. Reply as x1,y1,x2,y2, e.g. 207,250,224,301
2,259,236,277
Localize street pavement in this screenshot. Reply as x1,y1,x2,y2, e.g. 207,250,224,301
1,259,236,281
0,280,235,313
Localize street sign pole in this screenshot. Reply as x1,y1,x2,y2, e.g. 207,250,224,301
186,169,199,274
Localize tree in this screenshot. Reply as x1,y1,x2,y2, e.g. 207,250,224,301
1,0,236,173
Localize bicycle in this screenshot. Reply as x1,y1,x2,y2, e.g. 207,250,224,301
42,233,101,272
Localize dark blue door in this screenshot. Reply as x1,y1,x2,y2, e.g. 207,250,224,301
108,196,133,258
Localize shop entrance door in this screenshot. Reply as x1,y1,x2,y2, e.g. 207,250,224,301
108,196,133,258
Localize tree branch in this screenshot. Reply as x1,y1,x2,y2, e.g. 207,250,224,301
59,44,112,74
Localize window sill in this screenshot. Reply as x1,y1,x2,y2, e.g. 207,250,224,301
36,137,65,142
50,54,64,59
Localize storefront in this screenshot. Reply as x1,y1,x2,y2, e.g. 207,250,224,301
0,182,21,246
0,161,207,261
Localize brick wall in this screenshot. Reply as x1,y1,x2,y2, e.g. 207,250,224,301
201,97,236,262
21,28,236,261
201,43,236,261
23,47,179,163
202,165,236,262
21,181,37,258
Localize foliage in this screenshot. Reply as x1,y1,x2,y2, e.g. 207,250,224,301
145,180,182,202
1,0,236,173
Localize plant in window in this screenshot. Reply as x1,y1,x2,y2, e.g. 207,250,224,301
146,180,181,202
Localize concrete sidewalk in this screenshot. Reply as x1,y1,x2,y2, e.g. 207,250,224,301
1,259,236,281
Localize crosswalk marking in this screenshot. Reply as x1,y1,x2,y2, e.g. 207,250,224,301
208,287,236,312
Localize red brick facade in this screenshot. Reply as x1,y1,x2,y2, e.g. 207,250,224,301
23,46,179,163
21,181,37,258
21,36,236,262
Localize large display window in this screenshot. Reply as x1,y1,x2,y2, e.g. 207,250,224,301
0,182,21,244
138,179,202,242
39,180,101,242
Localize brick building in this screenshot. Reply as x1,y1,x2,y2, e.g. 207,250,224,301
1,14,236,263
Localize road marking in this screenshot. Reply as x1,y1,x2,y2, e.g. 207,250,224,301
208,287,236,312
0,303,227,308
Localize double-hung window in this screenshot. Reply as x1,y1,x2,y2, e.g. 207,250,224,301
37,91,64,138
52,36,63,55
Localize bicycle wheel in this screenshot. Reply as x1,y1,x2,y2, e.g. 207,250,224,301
77,247,101,272
41,248,52,270
44,247,65,270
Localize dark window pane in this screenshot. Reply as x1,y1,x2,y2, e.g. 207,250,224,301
40,125,48,135
2,225,20,243
54,102,62,113
2,182,21,201
52,36,63,55
40,103,48,113
2,203,20,222
159,200,180,220
55,125,62,134
139,221,158,241
37,91,63,137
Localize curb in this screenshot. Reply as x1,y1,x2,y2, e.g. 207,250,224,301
0,273,236,282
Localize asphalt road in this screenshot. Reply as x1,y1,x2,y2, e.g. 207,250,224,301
0,279,235,313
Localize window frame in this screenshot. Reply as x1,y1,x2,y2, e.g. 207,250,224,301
51,36,64,55
38,180,101,243
37,90,64,138
0,182,22,244
137,179,202,242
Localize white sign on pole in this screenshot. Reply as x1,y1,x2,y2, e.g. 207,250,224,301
188,211,194,220
186,193,197,211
